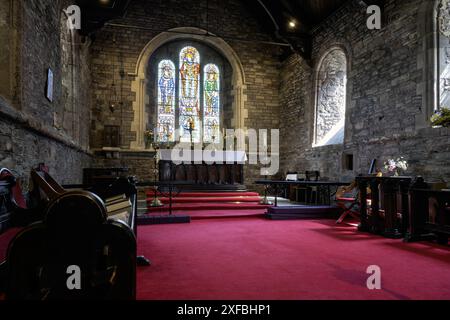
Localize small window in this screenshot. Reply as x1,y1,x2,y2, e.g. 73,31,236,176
343,153,354,171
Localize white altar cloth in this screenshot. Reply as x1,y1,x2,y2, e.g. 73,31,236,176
158,150,248,164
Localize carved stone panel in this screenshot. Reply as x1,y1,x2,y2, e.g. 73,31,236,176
315,49,347,145
439,0,450,109
438,0,450,37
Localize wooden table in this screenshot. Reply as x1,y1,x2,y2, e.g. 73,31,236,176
255,180,349,207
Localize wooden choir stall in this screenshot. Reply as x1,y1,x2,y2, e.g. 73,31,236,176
356,175,413,238
357,175,450,244
406,184,450,244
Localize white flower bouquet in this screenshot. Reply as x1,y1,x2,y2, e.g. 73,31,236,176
384,157,408,176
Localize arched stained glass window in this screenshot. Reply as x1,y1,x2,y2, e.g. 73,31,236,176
157,59,176,142
314,48,347,147
179,46,201,143
155,45,221,144
203,64,220,143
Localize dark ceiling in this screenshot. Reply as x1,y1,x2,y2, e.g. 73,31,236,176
76,0,384,58
76,0,131,36
76,0,352,34
250,0,350,34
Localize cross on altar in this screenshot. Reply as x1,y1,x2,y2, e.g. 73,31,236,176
187,118,195,146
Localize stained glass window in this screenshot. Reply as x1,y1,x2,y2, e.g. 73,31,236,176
157,60,176,142
179,46,201,143
155,46,221,144
203,64,220,143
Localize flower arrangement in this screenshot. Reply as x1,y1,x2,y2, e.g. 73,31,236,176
144,129,154,149
430,107,450,127
144,129,154,140
384,157,408,176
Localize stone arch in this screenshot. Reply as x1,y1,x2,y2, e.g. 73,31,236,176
129,27,247,149
312,45,349,147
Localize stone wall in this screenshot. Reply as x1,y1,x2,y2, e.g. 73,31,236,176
93,152,156,183
90,0,282,187
0,0,92,188
0,0,19,104
280,0,450,184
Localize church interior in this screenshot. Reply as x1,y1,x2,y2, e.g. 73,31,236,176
0,0,450,301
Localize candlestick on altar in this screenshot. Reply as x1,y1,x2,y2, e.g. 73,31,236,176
149,140,163,207
211,122,219,145
188,118,195,147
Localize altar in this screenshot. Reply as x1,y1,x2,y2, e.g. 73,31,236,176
157,150,248,191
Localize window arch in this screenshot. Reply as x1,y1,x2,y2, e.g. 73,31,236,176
314,48,347,147
438,0,450,111
155,45,221,144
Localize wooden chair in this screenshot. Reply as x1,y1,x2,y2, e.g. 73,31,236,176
335,181,361,224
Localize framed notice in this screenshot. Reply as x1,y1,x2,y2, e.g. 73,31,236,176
46,68,53,102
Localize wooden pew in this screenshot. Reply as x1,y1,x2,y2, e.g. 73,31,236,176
356,175,413,238
406,187,450,244
1,172,140,300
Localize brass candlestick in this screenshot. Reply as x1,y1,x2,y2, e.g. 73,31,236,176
150,140,163,207
211,122,219,146
260,184,274,205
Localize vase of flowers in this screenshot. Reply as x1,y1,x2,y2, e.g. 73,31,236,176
384,157,408,176
430,107,450,127
144,129,154,149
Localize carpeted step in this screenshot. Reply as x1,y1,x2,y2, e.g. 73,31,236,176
145,191,260,198
147,203,272,213
146,196,262,204
141,209,267,221
266,205,342,220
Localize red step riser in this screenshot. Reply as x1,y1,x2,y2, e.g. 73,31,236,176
146,197,262,204
144,209,267,220
147,204,272,212
145,192,260,198
191,214,265,220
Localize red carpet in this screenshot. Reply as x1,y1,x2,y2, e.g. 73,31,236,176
136,218,450,300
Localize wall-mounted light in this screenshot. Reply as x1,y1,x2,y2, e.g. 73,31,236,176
98,0,116,9
288,20,297,29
